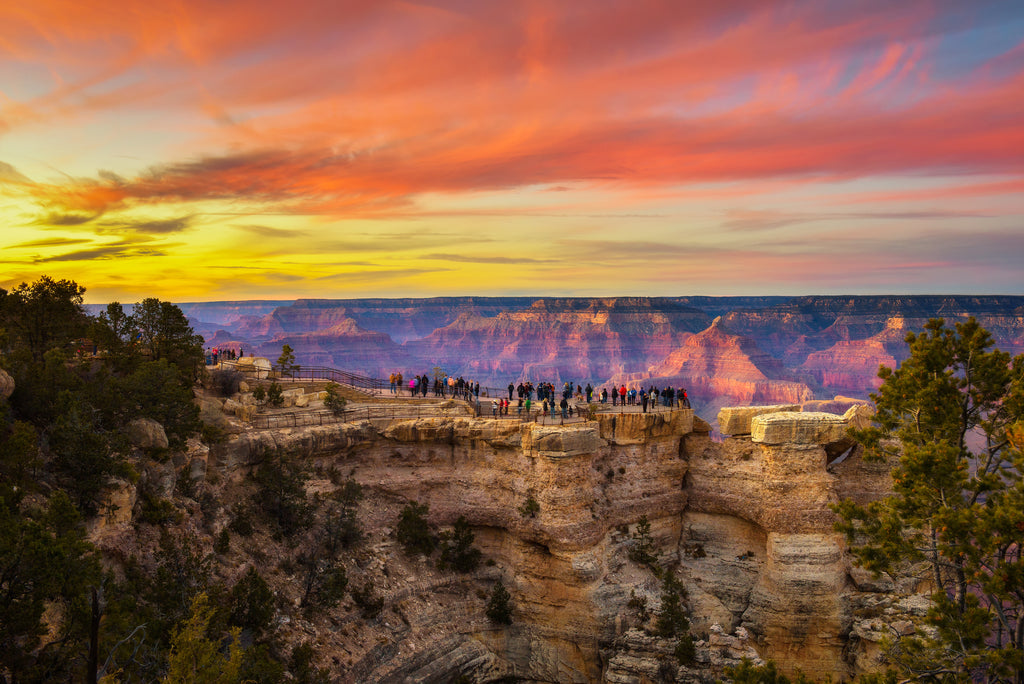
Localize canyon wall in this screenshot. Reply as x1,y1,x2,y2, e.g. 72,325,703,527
190,296,1024,418
207,406,894,682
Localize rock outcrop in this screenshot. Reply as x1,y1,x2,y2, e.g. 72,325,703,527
206,403,890,681
717,404,801,436
126,417,169,450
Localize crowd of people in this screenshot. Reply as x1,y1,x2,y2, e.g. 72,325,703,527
387,372,691,415
387,372,482,400
206,347,242,365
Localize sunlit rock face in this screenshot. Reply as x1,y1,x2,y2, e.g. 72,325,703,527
189,294,1024,408
611,317,814,421
209,406,890,682
233,297,539,344
723,295,1024,396
404,298,711,386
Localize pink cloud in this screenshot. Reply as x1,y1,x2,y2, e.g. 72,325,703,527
3,1,1022,221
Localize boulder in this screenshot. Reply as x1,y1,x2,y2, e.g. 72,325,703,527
235,356,272,379
0,368,13,399
751,411,847,445
126,418,169,449
843,404,874,430
718,404,802,435
223,399,257,421
849,565,895,593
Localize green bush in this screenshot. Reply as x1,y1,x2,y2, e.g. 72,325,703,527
316,565,348,608
267,381,284,407
137,491,182,526
437,516,482,573
674,634,696,665
229,566,275,634
214,529,231,554
486,580,513,625
289,642,331,684
229,504,255,536
518,495,540,518
324,382,347,416
655,573,690,638
396,501,435,557
629,515,657,566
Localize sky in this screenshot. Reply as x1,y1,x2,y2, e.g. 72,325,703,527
1,0,1023,303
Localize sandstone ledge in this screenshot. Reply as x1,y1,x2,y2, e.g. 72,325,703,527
718,404,802,436
751,411,848,445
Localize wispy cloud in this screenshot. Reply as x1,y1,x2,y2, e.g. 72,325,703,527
10,237,92,248
421,253,553,264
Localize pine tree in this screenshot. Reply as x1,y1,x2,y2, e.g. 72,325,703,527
486,580,513,625
835,317,1024,682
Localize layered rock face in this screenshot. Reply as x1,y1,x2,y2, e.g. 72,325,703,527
614,318,813,418
682,411,890,679
210,405,890,682
234,297,539,344
186,295,1024,409
405,298,710,386
724,296,1024,396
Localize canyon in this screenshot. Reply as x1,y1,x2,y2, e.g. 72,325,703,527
184,295,1024,424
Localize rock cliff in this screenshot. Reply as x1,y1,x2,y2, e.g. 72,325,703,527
404,298,710,386
193,402,893,682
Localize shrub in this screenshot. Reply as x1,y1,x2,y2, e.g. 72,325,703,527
628,589,650,620
316,565,348,607
229,504,255,536
486,580,513,625
253,450,311,538
396,501,435,557
629,515,657,566
437,516,482,573
214,529,231,554
138,490,182,526
324,382,347,416
252,384,266,405
674,634,696,665
655,573,690,638
229,566,275,634
518,495,540,518
290,642,331,684
267,381,284,407
210,369,245,396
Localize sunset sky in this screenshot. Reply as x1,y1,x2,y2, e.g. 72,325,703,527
2,0,1022,303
